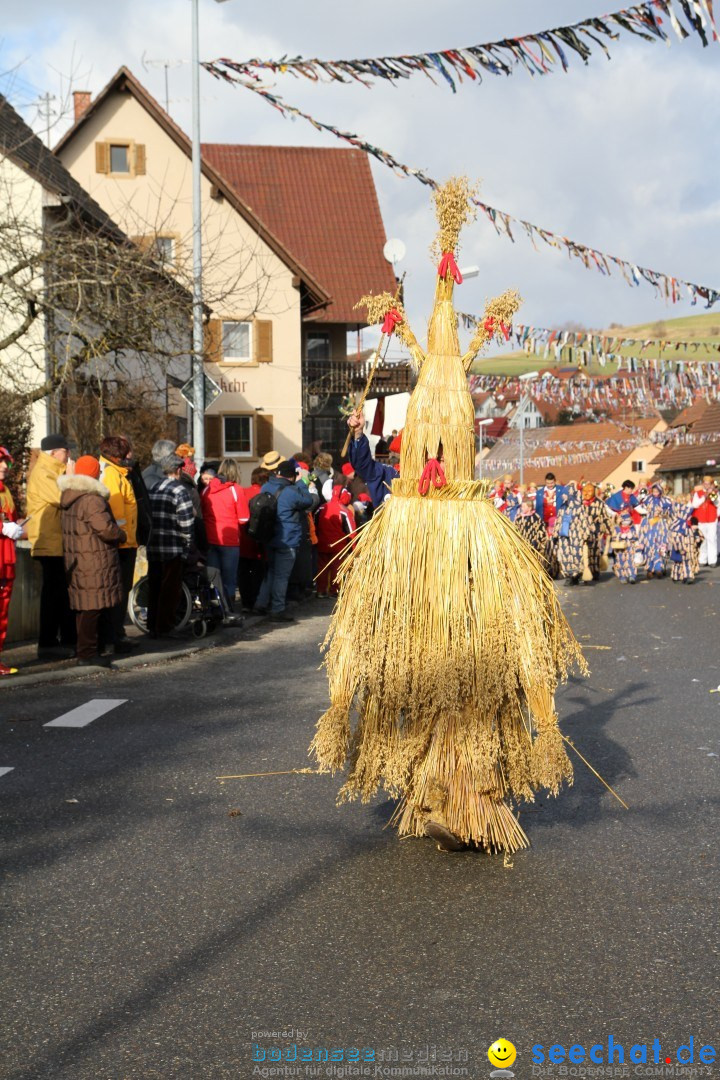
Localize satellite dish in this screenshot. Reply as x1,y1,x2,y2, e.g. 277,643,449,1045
383,238,406,266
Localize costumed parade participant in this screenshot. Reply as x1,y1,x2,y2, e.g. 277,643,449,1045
639,482,673,579
514,495,547,564
690,484,718,568
611,508,641,584
0,447,23,676
668,510,701,584
582,482,613,583
554,483,593,587
310,178,586,855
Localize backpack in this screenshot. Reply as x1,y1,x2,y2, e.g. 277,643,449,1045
246,490,279,545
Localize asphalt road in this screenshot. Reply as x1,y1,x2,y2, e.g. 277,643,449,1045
1,572,718,1080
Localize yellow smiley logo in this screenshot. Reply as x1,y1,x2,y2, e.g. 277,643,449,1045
488,1039,517,1069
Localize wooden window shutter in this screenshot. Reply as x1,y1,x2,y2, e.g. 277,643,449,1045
254,320,273,363
203,319,223,364
95,142,109,174
205,415,222,458
134,144,146,175
255,414,274,457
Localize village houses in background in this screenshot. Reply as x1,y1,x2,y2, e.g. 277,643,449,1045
54,67,409,480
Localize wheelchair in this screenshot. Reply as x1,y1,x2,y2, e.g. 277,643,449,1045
128,567,225,639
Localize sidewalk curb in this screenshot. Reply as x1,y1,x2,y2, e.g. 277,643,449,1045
2,616,269,691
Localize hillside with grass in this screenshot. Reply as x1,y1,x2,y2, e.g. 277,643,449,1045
469,311,720,377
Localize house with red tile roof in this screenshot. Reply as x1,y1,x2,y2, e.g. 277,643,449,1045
654,400,720,493
54,67,399,475
483,418,667,488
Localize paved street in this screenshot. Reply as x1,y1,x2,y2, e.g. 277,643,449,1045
1,573,718,1080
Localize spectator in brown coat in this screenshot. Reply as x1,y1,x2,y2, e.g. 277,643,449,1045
58,455,126,667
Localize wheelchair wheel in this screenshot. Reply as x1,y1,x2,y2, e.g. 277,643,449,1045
128,576,192,634
191,619,207,639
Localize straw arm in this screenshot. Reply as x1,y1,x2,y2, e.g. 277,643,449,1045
461,289,523,369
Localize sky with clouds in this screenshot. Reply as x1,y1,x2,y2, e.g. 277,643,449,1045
2,0,720,356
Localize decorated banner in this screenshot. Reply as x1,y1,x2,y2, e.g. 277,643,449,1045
460,315,720,362
204,1,717,94
203,68,720,309
469,363,720,411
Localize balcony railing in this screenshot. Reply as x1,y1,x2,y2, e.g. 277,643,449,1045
302,357,415,397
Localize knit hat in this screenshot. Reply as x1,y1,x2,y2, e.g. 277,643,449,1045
176,443,194,458
341,463,355,477
41,433,70,452
0,446,13,464
276,460,296,480
261,450,285,471
75,455,100,479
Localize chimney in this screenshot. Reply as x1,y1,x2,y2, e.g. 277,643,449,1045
73,91,91,123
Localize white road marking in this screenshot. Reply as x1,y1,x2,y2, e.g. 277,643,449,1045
0,767,14,779
44,699,128,729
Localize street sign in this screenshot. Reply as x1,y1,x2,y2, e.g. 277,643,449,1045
180,373,222,410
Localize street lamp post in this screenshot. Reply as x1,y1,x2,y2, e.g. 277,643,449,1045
191,0,231,464
476,417,494,478
517,371,539,485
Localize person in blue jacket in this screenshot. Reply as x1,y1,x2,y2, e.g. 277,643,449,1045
253,460,318,621
606,479,639,515
535,473,568,533
346,411,399,508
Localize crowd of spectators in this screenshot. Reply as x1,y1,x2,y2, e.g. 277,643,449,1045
0,432,375,675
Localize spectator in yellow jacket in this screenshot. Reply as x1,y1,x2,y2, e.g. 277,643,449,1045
99,436,138,653
26,434,77,659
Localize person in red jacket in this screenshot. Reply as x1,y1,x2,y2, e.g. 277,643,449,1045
0,447,24,675
315,484,356,598
200,458,250,613
690,484,718,567
238,467,268,611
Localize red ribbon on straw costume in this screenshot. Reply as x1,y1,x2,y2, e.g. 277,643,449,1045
483,315,511,341
418,458,447,496
437,251,463,284
381,308,403,335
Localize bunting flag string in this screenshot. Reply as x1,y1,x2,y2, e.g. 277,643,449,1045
459,315,720,361
485,426,720,471
203,66,720,309
203,0,717,95
469,361,720,411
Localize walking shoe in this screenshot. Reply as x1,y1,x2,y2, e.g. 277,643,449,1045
112,639,137,654
252,607,268,616
222,614,245,627
268,611,295,623
0,662,18,676
76,656,112,668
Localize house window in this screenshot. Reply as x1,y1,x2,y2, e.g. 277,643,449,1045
153,236,175,264
306,332,331,361
223,415,253,457
631,460,646,472
222,321,251,362
110,144,130,173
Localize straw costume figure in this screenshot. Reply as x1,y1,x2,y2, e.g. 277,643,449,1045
310,178,586,854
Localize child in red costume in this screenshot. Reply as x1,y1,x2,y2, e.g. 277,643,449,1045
315,485,356,597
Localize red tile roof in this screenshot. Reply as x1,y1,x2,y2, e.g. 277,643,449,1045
202,144,397,325
670,399,715,429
